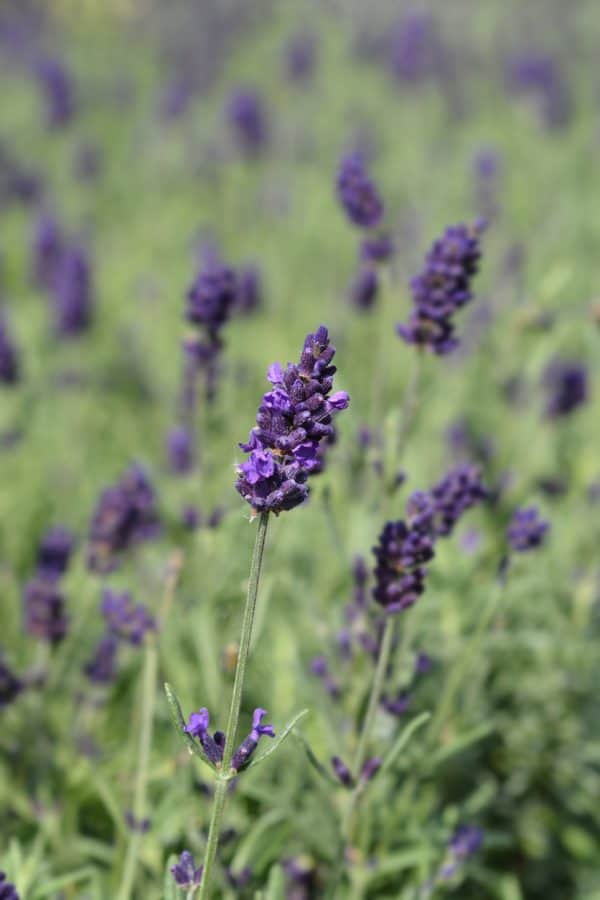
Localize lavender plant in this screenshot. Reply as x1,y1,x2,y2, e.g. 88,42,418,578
167,325,349,898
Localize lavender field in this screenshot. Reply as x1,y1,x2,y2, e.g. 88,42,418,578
1,2,599,898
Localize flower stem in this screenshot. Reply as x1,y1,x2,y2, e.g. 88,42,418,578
344,617,394,842
117,555,182,900
199,511,270,899
395,351,422,467
116,641,158,900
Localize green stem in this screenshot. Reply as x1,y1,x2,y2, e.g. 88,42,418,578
117,554,181,900
116,641,158,900
199,511,270,900
343,617,395,843
394,352,422,471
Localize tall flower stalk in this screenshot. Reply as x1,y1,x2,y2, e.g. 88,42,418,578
198,511,269,899
171,326,349,898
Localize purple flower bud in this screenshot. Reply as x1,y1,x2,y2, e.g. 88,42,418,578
184,707,224,766
84,633,119,684
448,824,483,859
415,652,432,675
171,850,203,889
360,233,394,264
231,707,275,771
31,212,65,289
381,692,411,716
235,264,263,315
101,590,155,646
87,464,160,573
506,506,549,552
336,152,384,229
166,426,195,475
36,525,74,580
360,757,382,782
35,57,76,129
331,755,354,787
349,267,379,311
226,88,268,157
52,245,93,338
23,578,68,644
543,360,588,418
284,30,317,83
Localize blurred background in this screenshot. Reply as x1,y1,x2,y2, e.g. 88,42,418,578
1,1,599,898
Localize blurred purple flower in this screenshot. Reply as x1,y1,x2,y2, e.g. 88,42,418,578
226,88,268,157
35,57,75,129
336,152,384,229
101,589,155,646
36,525,74,580
349,267,378,311
0,658,23,708
52,245,93,338
84,633,119,684
398,221,485,355
87,464,160,574
23,577,68,644
543,360,588,418
166,426,195,475
507,506,549,552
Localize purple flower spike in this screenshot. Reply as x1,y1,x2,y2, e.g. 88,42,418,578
372,520,434,613
543,360,588,418
231,707,275,771
31,212,65,289
23,578,68,644
398,221,484,355
101,590,155,646
87,464,160,573
428,465,487,537
349,267,379,311
167,426,195,475
84,633,119,684
336,152,384,230
226,88,268,157
36,525,74,580
171,850,203,889
236,326,349,515
331,755,354,788
507,506,549,552
35,57,76,129
52,244,93,338
184,707,225,766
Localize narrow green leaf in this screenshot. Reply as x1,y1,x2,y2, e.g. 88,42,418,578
31,867,97,898
381,712,431,773
293,732,338,786
428,721,493,768
164,682,215,770
246,708,310,770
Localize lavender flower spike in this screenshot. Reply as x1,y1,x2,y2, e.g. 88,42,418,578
236,326,349,516
507,507,550,552
0,659,23,708
231,707,275,771
102,590,155,646
398,221,485,355
336,152,384,229
171,850,203,890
